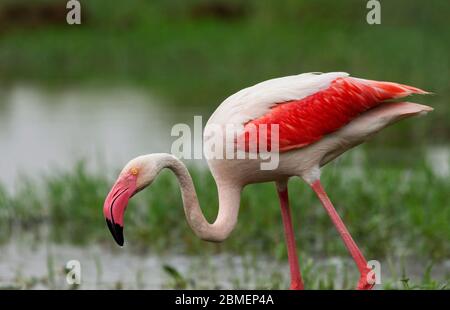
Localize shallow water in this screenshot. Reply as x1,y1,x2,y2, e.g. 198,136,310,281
0,241,448,290
0,85,207,190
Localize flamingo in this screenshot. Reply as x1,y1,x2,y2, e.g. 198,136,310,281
103,72,431,290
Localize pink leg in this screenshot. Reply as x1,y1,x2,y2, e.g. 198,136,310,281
311,180,374,290
277,186,304,290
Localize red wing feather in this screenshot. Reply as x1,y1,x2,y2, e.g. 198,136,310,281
241,77,427,152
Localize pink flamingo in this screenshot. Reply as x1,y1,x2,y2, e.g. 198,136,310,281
103,72,431,290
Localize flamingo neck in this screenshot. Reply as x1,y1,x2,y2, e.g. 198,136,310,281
157,154,241,242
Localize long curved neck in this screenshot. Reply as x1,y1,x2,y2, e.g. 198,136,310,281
155,154,241,242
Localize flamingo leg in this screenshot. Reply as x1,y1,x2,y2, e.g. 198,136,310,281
277,186,304,290
310,180,374,290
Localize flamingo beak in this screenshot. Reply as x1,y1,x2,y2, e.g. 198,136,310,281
103,173,137,246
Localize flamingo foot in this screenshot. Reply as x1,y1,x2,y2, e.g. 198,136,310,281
356,271,375,290
290,282,304,290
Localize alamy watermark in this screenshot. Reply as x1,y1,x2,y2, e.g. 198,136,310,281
367,260,382,285
66,0,81,25
171,116,280,170
366,0,381,25
66,259,81,285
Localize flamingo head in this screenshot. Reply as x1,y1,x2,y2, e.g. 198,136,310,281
103,155,159,246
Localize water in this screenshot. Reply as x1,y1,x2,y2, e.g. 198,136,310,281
0,85,448,192
0,85,207,191
0,241,448,289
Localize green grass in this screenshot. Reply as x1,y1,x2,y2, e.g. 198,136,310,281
0,155,448,261
161,258,449,290
0,0,448,144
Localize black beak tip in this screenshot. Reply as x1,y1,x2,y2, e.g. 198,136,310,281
106,219,124,246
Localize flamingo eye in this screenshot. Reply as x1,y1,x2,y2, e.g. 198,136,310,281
130,167,139,176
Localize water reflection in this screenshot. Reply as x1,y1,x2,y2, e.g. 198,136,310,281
0,85,207,190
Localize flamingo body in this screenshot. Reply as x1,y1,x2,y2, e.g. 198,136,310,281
205,72,431,186
242,76,427,152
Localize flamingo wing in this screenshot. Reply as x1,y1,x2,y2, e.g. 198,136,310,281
237,74,428,152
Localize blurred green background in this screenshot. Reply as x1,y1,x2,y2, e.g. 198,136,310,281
0,0,448,289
